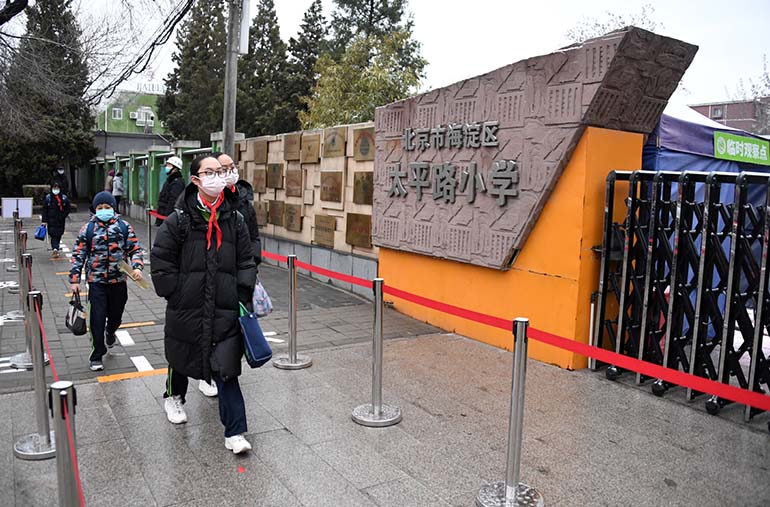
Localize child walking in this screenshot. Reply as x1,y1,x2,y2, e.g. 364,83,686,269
70,191,144,371
41,182,71,258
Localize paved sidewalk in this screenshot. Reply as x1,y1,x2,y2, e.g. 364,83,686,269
0,213,438,393
1,333,769,506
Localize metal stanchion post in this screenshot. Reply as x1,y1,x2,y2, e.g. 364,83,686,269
6,215,21,272
476,318,544,507
14,291,56,460
273,254,312,369
352,278,401,427
50,380,78,507
146,208,153,249
10,253,48,369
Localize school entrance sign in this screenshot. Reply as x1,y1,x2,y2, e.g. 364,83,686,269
372,27,698,270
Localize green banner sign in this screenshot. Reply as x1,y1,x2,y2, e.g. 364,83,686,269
713,131,770,166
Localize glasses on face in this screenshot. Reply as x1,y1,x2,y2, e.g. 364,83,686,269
196,166,238,179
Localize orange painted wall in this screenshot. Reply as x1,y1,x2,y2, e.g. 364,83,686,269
378,127,643,369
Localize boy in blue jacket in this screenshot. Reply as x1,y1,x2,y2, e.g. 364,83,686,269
69,192,144,371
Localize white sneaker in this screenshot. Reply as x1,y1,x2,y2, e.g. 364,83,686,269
198,379,218,397
224,434,252,454
164,395,187,424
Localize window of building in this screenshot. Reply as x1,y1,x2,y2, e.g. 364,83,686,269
112,108,123,120
711,107,723,119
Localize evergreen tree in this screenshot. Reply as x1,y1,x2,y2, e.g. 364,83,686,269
238,0,295,136
328,0,423,73
157,0,227,144
0,0,95,196
300,29,425,128
287,0,328,118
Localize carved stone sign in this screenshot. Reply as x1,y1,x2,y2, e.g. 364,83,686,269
285,170,303,197
283,133,301,161
354,127,375,161
323,127,347,158
253,169,266,194
256,201,268,226
284,204,303,232
314,215,335,248
253,140,268,165
320,171,343,202
353,172,373,205
372,27,697,270
268,200,284,227
301,134,320,164
346,213,372,249
267,163,283,189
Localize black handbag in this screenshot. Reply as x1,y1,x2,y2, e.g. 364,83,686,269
65,292,87,336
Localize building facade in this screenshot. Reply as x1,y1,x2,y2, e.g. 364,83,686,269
690,97,770,134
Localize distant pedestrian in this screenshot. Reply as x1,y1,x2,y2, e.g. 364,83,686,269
156,156,185,225
151,154,256,454
105,169,114,192
70,191,144,372
51,167,70,196
41,183,71,258
112,171,124,213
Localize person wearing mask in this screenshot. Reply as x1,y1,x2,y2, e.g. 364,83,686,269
151,154,256,454
41,183,71,258
156,156,185,225
51,167,70,196
112,171,124,213
70,192,144,372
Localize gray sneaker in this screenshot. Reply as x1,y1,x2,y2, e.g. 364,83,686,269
89,360,103,372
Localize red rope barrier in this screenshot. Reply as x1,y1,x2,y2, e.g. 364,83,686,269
295,260,373,289
148,210,167,220
380,280,770,414
262,250,288,263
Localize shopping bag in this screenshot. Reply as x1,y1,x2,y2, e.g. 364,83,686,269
252,279,273,317
65,292,87,336
239,303,272,368
34,224,47,241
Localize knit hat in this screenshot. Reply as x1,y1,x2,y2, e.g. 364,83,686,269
92,191,117,209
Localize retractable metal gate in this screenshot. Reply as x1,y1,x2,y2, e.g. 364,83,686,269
593,170,770,430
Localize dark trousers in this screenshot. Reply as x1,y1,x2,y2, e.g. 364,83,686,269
114,195,122,211
88,282,128,361
50,234,62,250
164,367,248,438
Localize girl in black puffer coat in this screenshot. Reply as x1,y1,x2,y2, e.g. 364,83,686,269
151,154,257,454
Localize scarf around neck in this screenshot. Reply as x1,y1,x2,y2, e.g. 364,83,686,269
197,192,224,250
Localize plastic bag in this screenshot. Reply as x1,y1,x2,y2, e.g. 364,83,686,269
252,279,273,317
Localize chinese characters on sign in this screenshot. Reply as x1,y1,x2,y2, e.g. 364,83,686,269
714,131,770,166
390,121,518,206
402,121,500,151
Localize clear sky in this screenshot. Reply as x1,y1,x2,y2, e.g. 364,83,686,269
130,0,769,105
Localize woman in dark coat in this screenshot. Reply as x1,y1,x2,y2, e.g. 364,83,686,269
156,156,185,225
41,182,71,257
150,154,257,454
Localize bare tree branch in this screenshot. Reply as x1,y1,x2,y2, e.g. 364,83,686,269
0,0,27,27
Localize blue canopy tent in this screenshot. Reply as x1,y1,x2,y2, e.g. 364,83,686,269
641,104,770,331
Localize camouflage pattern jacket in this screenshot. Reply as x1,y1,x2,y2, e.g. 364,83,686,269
69,216,144,284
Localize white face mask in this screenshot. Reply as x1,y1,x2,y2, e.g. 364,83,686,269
225,168,239,186
57,170,64,174
52,189,60,195
196,174,227,197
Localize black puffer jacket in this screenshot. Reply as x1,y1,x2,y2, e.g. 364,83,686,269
234,180,261,266
150,184,256,382
156,171,185,225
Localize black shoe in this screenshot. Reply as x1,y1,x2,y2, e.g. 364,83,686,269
106,333,116,348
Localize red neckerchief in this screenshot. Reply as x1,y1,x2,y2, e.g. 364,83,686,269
200,192,224,250
55,195,63,211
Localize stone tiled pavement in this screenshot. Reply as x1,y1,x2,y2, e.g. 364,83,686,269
2,214,770,506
